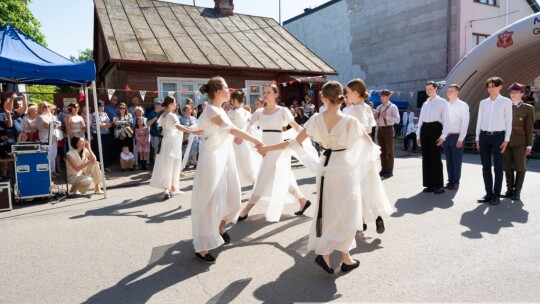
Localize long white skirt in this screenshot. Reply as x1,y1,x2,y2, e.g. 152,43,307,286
232,139,258,186
149,135,182,190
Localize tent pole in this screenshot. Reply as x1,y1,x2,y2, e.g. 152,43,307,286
91,81,107,198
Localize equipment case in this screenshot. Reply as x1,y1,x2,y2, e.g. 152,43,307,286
0,182,12,211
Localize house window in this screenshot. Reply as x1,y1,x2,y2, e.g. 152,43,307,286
472,33,489,46
245,81,270,105
157,77,208,107
474,0,497,6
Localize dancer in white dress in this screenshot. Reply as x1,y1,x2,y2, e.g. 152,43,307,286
238,84,311,222
345,78,392,233
228,90,259,186
150,96,201,200
191,77,263,264
257,81,388,274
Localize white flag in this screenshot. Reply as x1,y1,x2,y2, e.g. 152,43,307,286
168,91,175,97
107,89,115,101
140,90,146,101
410,91,415,98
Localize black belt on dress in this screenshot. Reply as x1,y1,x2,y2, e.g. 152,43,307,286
262,129,282,133
481,130,505,135
316,148,346,237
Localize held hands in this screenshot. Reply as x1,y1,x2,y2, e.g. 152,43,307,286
436,138,444,146
192,130,203,136
234,137,243,145
255,144,267,157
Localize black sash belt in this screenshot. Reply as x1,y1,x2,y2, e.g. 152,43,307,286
316,148,346,237
262,129,282,133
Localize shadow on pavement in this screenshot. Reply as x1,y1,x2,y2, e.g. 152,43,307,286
391,190,456,217
69,192,164,220
460,199,529,239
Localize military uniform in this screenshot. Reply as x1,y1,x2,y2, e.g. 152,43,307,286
503,101,535,200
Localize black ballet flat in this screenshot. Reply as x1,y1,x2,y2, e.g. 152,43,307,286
221,232,231,244
195,252,216,264
340,259,360,272
295,200,312,215
363,223,367,231
237,214,248,222
315,255,334,274
375,216,385,234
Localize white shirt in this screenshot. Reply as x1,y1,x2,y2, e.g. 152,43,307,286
447,98,470,142
416,95,450,139
120,151,134,161
342,104,354,115
402,111,415,126
475,94,513,141
319,104,327,114
406,122,418,136
375,102,400,126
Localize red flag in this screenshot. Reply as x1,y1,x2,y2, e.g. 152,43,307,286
125,84,131,92
78,85,84,101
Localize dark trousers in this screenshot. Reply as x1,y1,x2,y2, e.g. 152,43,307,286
420,122,443,188
479,132,505,196
92,133,113,168
443,135,464,184
376,126,394,173
404,133,417,151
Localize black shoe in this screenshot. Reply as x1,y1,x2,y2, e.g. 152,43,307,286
375,216,385,234
447,183,459,190
295,200,312,215
121,169,126,172
422,187,434,193
444,182,454,189
315,255,334,274
382,172,393,179
221,232,231,244
237,214,248,222
340,259,360,272
477,194,493,203
433,187,445,194
511,191,521,201
489,195,500,205
501,190,514,198
195,252,216,264
379,171,384,177
362,223,367,231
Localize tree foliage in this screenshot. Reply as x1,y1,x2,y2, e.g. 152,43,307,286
27,85,55,103
0,0,47,46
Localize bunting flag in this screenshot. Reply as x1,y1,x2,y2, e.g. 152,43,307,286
395,91,401,97
107,89,116,101
125,84,132,92
168,91,175,97
181,89,189,93
140,90,146,101
282,83,287,87
78,85,85,101
410,91,415,98
241,88,247,94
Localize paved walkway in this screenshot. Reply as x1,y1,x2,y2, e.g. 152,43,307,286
1,152,538,303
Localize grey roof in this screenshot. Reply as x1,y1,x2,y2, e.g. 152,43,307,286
94,0,336,74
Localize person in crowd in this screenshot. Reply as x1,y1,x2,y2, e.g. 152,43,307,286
150,96,201,199
65,102,86,144
374,89,400,179
128,96,141,118
443,84,470,190
416,81,450,194
20,105,39,142
401,107,415,137
238,84,311,222
191,76,263,264
0,99,14,166
119,145,135,171
36,102,60,177
403,117,419,152
342,95,354,115
185,98,197,117
253,98,264,112
256,81,393,274
476,77,513,205
179,105,199,168
228,90,259,186
105,95,119,121
51,104,65,176
501,83,535,201
66,136,103,195
3,93,27,136
79,105,90,132
222,100,232,113
303,93,315,115
522,85,538,106
134,117,150,170
131,106,148,169
112,102,133,164
295,107,309,126
91,101,113,172
147,98,163,169
197,101,208,118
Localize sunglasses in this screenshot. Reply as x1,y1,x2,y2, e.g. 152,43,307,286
119,107,127,109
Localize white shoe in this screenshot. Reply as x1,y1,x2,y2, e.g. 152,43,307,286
163,190,171,200
170,190,184,196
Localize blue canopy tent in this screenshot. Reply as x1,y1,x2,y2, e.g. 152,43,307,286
368,91,410,110
0,24,107,197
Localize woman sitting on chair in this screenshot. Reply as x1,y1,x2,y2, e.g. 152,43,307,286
66,136,103,195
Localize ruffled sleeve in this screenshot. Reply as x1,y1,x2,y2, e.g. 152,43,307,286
250,109,261,126
337,116,365,147
303,113,322,143
281,107,294,126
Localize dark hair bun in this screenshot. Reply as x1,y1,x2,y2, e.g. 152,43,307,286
199,84,209,94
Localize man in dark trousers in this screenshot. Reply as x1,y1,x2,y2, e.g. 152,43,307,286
416,81,450,194
476,77,513,205
502,83,535,201
374,89,400,179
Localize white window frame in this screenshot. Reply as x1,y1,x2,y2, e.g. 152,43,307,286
157,77,209,107
245,80,269,106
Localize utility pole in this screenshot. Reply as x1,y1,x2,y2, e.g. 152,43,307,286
279,0,282,25
193,0,196,6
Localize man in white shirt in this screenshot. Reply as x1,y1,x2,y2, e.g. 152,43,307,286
401,107,415,136
374,89,400,178
475,77,513,205
443,84,470,190
403,117,419,152
416,81,450,194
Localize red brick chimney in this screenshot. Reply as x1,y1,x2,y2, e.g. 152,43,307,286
214,0,234,16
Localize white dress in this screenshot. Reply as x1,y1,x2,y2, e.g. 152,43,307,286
250,107,305,222
289,114,393,255
228,107,259,186
191,105,241,252
150,112,183,190
348,103,376,130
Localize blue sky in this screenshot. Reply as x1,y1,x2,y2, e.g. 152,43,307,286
29,0,329,59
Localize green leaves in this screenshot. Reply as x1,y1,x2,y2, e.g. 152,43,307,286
0,0,47,46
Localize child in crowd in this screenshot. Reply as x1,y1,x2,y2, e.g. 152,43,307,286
134,117,150,170
120,145,134,171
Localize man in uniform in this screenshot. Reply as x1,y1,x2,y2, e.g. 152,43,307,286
374,89,400,178
502,83,535,201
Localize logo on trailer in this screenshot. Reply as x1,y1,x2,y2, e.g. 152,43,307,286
496,31,513,48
